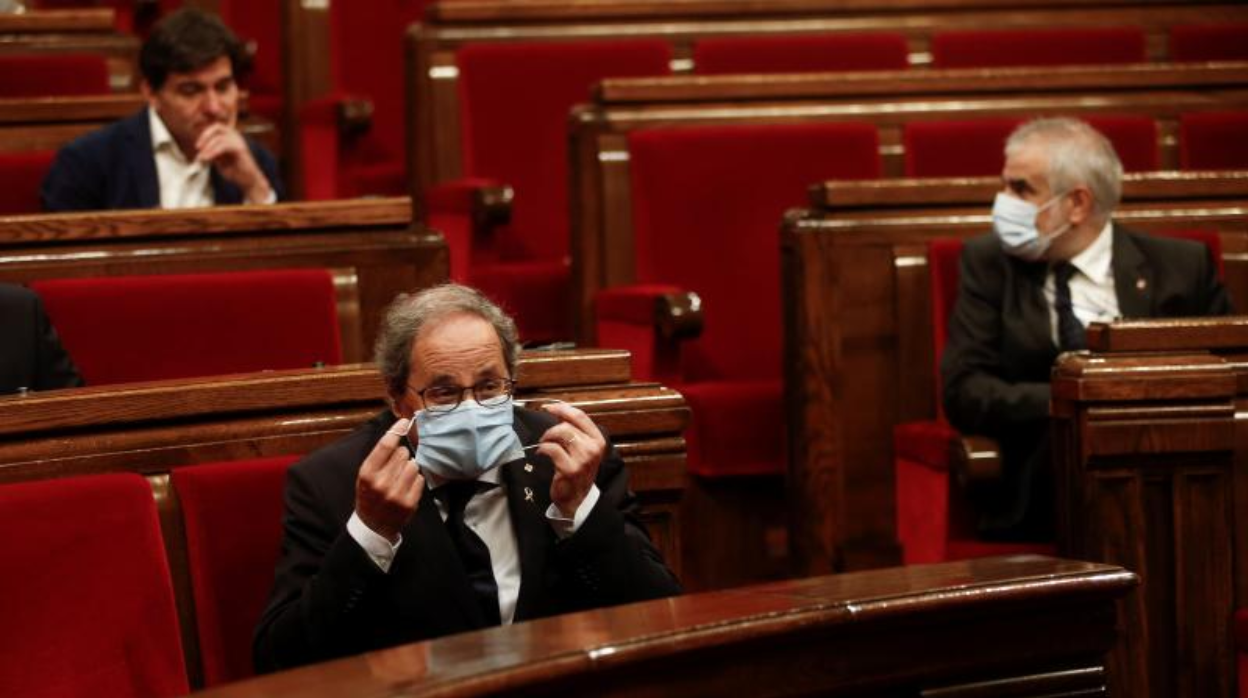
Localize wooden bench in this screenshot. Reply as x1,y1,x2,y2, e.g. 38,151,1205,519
0,197,445,359
1051,318,1248,697
780,171,1248,575
0,9,139,91
570,62,1248,341
192,555,1135,697
0,349,688,691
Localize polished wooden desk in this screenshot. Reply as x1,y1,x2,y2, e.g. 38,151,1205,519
781,171,1248,575
0,349,688,690
1051,318,1248,697
193,555,1135,697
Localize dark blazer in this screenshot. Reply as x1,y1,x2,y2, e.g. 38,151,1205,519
253,407,681,673
941,225,1232,536
40,108,284,212
0,283,83,394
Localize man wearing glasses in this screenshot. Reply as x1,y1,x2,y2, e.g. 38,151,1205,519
254,284,680,672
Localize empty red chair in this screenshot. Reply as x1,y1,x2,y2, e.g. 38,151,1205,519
1170,23,1248,62
0,54,111,97
693,32,910,74
904,115,1158,178
432,39,671,343
31,268,343,385
0,150,56,215
0,473,187,697
172,456,299,686
596,121,879,477
1181,111,1248,170
931,27,1147,69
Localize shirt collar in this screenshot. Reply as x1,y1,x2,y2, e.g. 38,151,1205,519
1066,219,1114,281
147,107,196,167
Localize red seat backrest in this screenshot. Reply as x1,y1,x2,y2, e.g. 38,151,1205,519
0,473,188,697
1170,23,1248,61
0,150,56,215
172,456,299,687
627,121,880,382
931,27,1147,69
31,268,343,385
1181,111,1248,170
217,0,283,121
692,32,910,74
928,238,965,416
0,54,111,97
456,39,672,264
905,115,1158,178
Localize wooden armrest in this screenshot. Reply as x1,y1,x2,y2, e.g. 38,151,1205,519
472,184,514,233
951,434,1002,489
656,291,703,341
337,97,374,138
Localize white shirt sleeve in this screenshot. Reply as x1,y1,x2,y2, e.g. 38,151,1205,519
346,510,402,573
544,484,601,539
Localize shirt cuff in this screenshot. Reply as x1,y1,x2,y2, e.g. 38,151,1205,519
249,186,278,205
346,510,402,573
545,484,601,539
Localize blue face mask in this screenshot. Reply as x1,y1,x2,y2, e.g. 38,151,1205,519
412,403,524,480
992,191,1071,261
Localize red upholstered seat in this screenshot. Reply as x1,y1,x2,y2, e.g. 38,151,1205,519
1170,23,1248,62
0,53,111,97
598,121,879,477
172,456,299,687
1181,111,1248,170
218,0,284,125
0,150,56,214
904,115,1158,178
692,32,909,74
31,268,343,385
443,39,671,343
0,473,187,697
931,27,1147,69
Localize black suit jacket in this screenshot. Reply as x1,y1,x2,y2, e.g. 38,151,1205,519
40,108,284,212
253,408,681,673
0,283,83,394
941,225,1232,535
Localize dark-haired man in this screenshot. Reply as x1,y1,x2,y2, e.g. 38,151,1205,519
41,8,283,211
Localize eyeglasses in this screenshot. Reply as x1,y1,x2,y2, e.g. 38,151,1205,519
408,377,516,414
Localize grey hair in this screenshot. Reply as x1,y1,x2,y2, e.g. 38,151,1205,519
374,283,520,399
1005,117,1123,219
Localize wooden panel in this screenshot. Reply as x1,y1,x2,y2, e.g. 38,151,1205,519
190,555,1135,698
0,10,140,91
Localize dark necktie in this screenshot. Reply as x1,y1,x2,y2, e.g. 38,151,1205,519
435,480,501,625
1053,261,1086,351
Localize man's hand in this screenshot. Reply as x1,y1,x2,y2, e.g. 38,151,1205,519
536,403,606,517
195,123,273,203
355,417,424,543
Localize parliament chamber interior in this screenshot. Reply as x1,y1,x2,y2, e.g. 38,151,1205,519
1,0,1247,695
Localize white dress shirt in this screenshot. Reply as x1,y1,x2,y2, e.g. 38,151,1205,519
1043,220,1120,345
148,109,215,209
347,459,600,625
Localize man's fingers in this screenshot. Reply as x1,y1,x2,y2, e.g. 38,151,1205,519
542,402,596,435
360,417,411,478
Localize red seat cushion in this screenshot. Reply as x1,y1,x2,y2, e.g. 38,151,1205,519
680,380,785,477
0,473,187,697
172,456,299,686
1170,23,1248,62
0,54,111,97
0,150,56,215
931,27,1147,68
1181,111,1248,170
624,121,879,476
693,32,909,74
470,260,570,346
32,268,343,385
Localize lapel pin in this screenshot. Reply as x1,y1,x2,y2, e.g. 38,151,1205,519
524,486,535,502
524,463,533,473
1136,278,1147,291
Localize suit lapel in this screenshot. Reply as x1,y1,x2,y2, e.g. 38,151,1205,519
504,410,555,621
126,110,161,208
392,494,487,627
1111,225,1153,318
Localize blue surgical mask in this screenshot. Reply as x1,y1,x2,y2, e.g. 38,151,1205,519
412,403,524,480
992,191,1071,261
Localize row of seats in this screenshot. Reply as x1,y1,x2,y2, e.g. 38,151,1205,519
0,459,295,695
